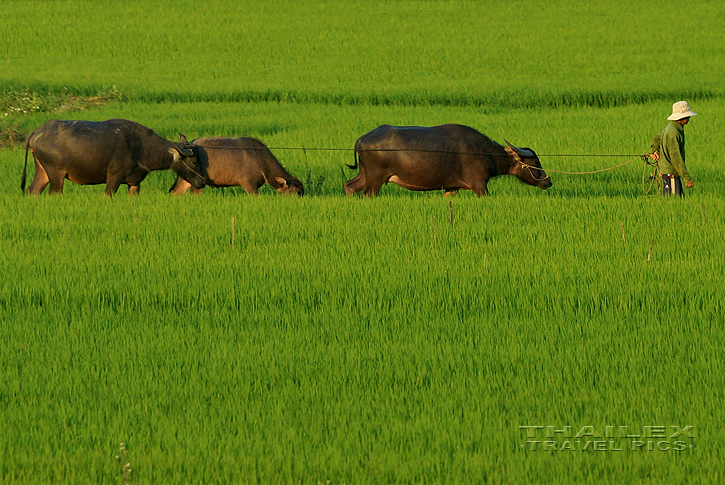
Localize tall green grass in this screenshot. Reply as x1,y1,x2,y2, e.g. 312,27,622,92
2,0,723,108
2,192,724,483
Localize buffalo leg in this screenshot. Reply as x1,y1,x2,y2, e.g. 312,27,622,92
104,173,126,196
128,185,140,195
46,168,66,194
470,181,489,197
241,180,260,195
362,169,387,197
27,159,50,195
363,178,385,197
444,189,459,198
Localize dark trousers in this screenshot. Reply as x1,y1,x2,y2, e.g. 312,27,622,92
662,175,683,197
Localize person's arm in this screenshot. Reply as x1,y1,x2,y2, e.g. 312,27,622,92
650,133,661,161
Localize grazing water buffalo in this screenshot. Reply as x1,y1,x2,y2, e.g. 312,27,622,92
22,119,206,196
345,124,552,197
169,136,304,196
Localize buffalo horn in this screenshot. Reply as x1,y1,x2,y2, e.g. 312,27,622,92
174,143,195,157
504,139,535,158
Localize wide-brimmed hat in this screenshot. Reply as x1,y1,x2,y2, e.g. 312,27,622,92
667,101,698,120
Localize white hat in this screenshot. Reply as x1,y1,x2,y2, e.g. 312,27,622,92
667,101,698,121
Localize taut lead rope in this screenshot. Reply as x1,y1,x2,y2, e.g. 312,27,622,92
519,154,646,176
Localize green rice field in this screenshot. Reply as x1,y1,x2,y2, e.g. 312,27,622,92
2,1,725,483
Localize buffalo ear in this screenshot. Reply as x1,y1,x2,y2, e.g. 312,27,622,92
179,133,189,144
275,177,289,188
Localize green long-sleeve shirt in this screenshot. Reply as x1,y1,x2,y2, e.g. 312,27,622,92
651,121,692,183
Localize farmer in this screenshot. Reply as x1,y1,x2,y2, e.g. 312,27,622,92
649,101,698,196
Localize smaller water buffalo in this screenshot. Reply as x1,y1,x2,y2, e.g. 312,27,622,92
22,119,205,195
345,124,552,197
169,136,304,196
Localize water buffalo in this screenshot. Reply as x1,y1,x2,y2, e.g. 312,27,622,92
22,119,206,196
169,136,304,196
344,124,552,197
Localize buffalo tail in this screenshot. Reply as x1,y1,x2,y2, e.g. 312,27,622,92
21,138,29,193
347,150,359,170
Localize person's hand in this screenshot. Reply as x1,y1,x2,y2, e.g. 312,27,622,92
686,180,694,188
649,151,659,161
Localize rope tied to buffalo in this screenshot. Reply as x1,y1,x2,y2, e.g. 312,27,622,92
509,154,660,196
518,154,645,176
193,144,659,194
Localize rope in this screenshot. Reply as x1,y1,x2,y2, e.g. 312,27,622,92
196,144,648,173
194,144,643,159
193,144,658,194
519,154,645,176
642,158,662,196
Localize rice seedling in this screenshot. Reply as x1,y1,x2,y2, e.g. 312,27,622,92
2,0,724,482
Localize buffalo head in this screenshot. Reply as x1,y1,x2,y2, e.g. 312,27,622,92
170,133,206,190
275,177,305,196
504,140,553,190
